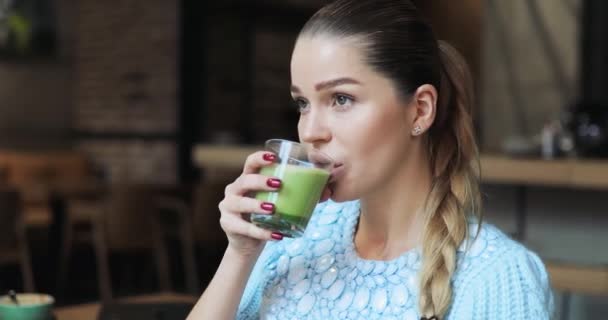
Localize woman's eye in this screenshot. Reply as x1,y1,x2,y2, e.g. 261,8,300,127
293,98,309,112
332,94,354,109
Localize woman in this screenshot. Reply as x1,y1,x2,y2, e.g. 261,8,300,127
188,0,554,319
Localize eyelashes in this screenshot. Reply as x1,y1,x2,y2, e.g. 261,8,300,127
291,93,355,113
292,97,309,112
332,93,354,109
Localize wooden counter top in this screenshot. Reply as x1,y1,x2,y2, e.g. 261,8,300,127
192,145,608,296
193,145,608,189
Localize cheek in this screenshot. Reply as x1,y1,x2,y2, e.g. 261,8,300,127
347,105,410,182
328,105,411,200
344,104,408,159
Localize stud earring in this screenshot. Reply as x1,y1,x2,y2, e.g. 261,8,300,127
413,125,422,135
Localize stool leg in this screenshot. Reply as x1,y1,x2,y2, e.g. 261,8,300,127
181,217,199,294
93,211,112,302
56,216,73,300
17,223,35,292
155,233,171,292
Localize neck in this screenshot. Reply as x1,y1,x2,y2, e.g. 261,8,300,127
356,147,432,261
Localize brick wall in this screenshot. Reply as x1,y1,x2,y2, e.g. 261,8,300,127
0,0,73,150
73,0,177,134
0,0,179,184
73,0,179,184
75,140,176,184
0,62,72,149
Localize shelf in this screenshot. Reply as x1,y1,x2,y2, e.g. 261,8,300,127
546,262,608,295
482,154,608,190
193,145,608,190
193,144,259,171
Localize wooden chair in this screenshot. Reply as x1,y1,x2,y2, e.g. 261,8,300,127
155,194,199,294
188,169,241,291
191,168,240,248
58,184,199,302
192,181,230,248
0,186,35,292
0,150,95,229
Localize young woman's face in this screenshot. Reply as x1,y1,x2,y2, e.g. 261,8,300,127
290,36,418,201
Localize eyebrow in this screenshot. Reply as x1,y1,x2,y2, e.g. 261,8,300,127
290,77,361,94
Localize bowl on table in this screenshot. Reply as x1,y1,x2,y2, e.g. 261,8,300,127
0,293,54,320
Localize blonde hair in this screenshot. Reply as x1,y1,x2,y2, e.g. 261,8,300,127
417,41,482,318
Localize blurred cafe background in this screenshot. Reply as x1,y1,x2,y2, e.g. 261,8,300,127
0,0,606,319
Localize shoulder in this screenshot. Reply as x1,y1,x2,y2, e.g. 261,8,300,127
450,223,554,318
455,222,550,287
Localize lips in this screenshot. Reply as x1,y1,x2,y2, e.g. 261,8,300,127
329,164,345,184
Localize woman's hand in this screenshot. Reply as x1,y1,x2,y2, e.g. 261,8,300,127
218,151,283,258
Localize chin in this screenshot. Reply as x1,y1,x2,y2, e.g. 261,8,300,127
328,180,360,203
329,194,351,203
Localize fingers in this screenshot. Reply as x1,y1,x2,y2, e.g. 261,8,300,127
216,151,288,243
224,150,279,196
219,212,275,241
225,174,281,196
243,151,277,175
219,194,275,215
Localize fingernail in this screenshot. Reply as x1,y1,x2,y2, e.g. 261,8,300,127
267,178,281,188
260,202,274,212
263,153,276,162
271,232,283,240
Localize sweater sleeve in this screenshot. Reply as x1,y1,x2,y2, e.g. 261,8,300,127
451,246,555,319
235,200,332,319
235,242,280,320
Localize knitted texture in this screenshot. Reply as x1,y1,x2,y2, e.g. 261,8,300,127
237,200,554,319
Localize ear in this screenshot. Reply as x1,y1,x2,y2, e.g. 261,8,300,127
410,84,437,136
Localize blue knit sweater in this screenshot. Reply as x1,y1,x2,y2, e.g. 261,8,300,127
237,200,554,319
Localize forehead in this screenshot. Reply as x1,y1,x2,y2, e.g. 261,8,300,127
290,35,371,84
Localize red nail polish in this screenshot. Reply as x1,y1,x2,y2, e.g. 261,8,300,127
271,232,283,240
263,153,276,162
261,202,274,212
267,178,281,188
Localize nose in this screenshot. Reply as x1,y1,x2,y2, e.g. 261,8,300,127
298,108,331,147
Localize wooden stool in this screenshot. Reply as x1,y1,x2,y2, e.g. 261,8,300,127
0,186,35,292
57,184,199,302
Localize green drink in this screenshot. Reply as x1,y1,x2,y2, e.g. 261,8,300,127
251,139,333,238
254,164,330,236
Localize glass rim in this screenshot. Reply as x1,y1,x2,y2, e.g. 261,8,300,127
264,138,334,162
